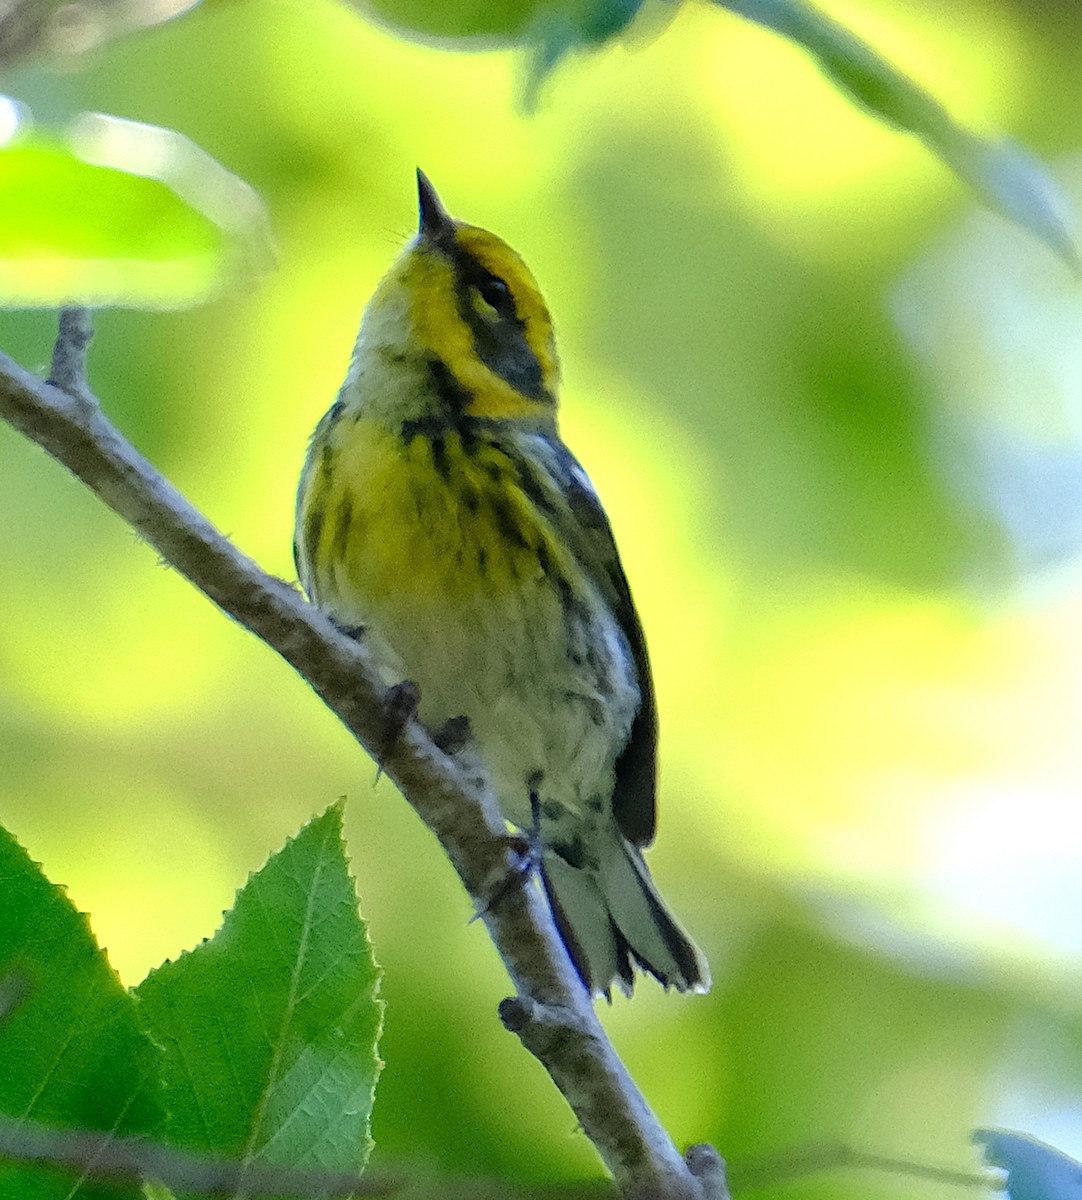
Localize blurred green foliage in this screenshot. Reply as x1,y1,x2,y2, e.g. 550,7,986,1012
0,137,224,306
3,0,1082,1195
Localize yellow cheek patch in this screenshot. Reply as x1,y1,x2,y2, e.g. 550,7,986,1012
463,381,551,421
470,288,499,322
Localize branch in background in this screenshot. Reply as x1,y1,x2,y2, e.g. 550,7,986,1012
716,0,1079,273
0,1114,395,1198
0,309,726,1200
729,1141,992,1193
45,306,95,402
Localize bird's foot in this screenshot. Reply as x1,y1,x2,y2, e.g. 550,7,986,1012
470,784,543,921
432,714,471,756
372,679,420,782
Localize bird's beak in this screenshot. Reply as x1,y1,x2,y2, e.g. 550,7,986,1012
417,169,456,244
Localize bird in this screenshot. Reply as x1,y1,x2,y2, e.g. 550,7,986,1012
294,170,710,997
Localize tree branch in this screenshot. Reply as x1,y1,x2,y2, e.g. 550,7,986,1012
0,310,725,1200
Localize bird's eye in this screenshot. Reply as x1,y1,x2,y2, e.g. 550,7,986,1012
477,275,511,314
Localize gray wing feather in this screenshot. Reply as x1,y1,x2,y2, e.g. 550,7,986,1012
517,434,658,847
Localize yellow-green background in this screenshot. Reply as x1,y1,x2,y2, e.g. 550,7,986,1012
3,0,1082,1192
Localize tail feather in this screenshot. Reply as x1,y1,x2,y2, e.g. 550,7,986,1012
540,832,710,998
541,854,634,996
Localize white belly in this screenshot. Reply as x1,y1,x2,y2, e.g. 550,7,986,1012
359,570,639,832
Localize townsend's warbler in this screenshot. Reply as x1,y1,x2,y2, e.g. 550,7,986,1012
295,172,709,997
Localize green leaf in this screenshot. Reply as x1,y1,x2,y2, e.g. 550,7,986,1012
0,112,273,309
523,0,646,103
134,804,383,1190
0,823,163,1200
716,0,1080,271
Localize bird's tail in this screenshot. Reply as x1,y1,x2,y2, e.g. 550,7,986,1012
540,828,711,998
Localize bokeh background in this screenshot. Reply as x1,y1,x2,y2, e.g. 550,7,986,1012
3,0,1082,1193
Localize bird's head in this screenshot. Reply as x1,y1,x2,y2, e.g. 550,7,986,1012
351,171,560,427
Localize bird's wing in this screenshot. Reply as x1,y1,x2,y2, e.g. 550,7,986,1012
519,433,658,848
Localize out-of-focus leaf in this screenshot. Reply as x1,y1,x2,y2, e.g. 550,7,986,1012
0,0,199,69
716,0,1079,271
0,140,219,308
0,823,163,1200
892,157,1082,582
133,804,383,1190
524,0,647,96
0,109,273,309
350,0,653,107
352,0,540,42
353,0,645,49
974,1129,1082,1200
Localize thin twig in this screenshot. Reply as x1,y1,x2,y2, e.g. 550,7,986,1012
45,307,95,409
729,1140,993,1193
0,1113,396,1197
0,314,723,1200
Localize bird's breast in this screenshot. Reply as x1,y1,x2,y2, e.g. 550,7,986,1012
298,413,640,824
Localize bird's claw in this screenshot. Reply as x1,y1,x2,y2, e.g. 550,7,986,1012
373,679,421,782
433,714,471,756
469,828,542,923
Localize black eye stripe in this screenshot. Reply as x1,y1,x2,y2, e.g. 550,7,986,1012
447,243,549,402
451,247,517,320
